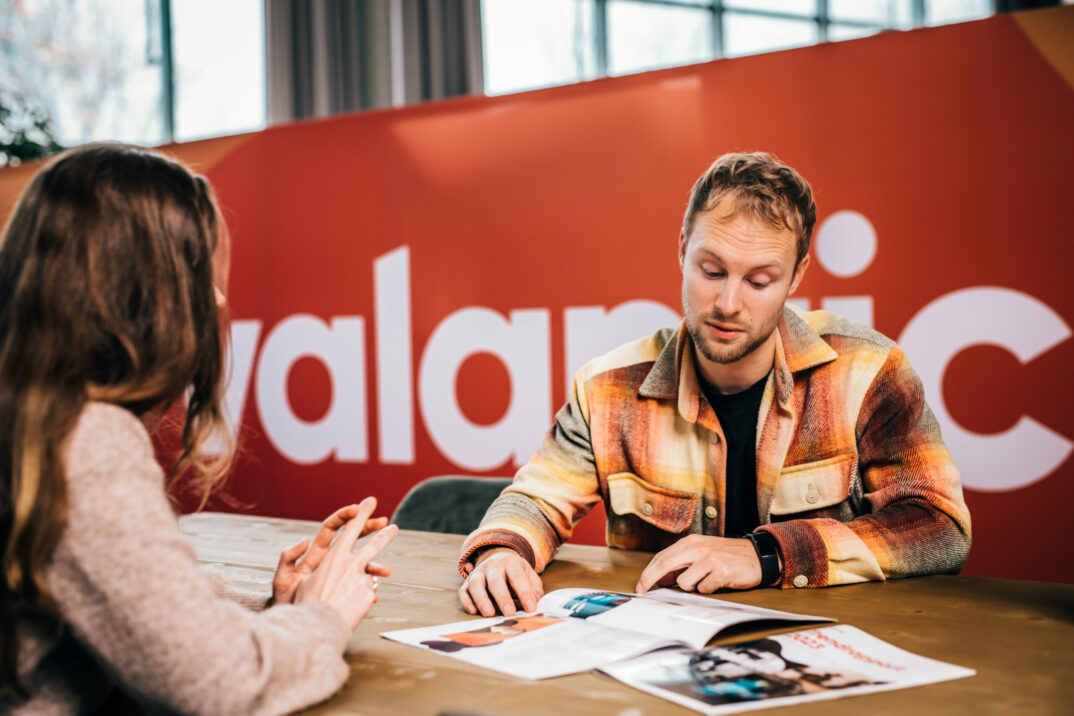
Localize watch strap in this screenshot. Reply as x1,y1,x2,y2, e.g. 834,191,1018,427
745,530,783,587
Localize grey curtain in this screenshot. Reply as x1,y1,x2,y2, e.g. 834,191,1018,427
265,0,483,124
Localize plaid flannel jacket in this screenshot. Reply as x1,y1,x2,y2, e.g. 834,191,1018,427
459,305,971,588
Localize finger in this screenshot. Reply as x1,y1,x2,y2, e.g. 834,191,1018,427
529,570,545,601
458,584,478,615
657,567,686,588
523,563,544,602
303,503,364,572
308,504,361,558
352,523,398,567
344,574,379,629
636,554,670,594
697,572,725,594
320,503,361,533
335,498,380,557
364,574,381,608
635,548,668,594
505,562,540,612
676,563,709,593
485,570,517,617
359,516,389,537
635,553,678,592
466,574,498,617
365,561,391,577
635,548,689,594
278,538,308,569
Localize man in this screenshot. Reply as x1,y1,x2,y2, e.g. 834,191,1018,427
457,152,971,617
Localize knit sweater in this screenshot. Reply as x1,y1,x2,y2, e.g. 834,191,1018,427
6,402,352,715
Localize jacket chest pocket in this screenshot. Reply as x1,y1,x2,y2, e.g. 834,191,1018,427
606,472,697,534
770,454,855,516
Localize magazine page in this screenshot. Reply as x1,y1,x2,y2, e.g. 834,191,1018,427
380,612,681,680
599,624,976,715
537,588,833,650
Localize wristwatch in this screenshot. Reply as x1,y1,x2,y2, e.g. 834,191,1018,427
745,530,783,587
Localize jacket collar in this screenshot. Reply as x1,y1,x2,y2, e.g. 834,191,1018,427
638,305,838,416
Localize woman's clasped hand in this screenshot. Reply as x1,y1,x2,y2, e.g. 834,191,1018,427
275,498,399,630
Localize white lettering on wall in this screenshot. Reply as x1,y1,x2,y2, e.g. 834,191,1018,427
256,315,368,464
899,287,1072,492
419,307,551,471
814,210,877,278
564,300,681,385
812,210,877,327
374,246,414,464
225,242,1071,493
820,296,874,327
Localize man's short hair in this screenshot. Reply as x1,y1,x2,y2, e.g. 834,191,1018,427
682,152,817,266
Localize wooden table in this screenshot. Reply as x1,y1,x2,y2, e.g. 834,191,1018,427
179,512,1073,715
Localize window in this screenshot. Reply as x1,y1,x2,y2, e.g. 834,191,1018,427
0,0,266,152
723,11,819,57
926,0,993,25
606,1,714,76
171,0,266,143
481,0,996,96
482,0,598,95
829,0,913,29
0,0,167,148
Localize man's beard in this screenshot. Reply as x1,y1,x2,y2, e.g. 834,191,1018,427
683,298,783,366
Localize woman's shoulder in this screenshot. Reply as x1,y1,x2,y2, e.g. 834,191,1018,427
64,401,157,478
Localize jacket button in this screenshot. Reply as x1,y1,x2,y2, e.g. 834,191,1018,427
641,502,654,516
793,575,808,588
805,483,819,504
705,505,718,519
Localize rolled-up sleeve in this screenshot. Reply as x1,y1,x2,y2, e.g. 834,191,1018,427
459,367,604,574
762,346,972,588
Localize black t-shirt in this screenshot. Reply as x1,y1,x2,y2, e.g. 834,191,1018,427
702,373,769,538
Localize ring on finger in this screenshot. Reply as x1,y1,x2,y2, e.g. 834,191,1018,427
371,576,379,590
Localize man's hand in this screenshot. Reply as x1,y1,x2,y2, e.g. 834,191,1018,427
458,547,544,617
635,535,763,594
272,501,390,606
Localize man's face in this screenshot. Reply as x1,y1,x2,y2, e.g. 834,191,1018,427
679,203,808,375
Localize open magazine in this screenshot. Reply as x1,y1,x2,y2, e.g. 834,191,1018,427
599,624,975,714
380,588,831,679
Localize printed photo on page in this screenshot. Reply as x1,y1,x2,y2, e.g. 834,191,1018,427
543,588,832,650
381,588,832,679
599,624,975,715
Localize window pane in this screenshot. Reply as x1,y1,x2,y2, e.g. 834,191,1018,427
829,0,911,28
827,24,883,42
723,0,816,16
723,12,819,57
482,0,598,95
0,0,165,147
926,0,992,26
607,1,714,76
172,0,265,142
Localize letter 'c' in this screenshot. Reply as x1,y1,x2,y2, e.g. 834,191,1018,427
899,287,1071,492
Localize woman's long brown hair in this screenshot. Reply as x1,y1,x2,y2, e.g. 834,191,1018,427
0,144,235,698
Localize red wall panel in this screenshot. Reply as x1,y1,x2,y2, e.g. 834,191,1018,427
2,9,1071,582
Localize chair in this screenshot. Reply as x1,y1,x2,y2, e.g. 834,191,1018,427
391,475,513,535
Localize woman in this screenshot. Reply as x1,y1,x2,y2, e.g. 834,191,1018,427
0,144,397,714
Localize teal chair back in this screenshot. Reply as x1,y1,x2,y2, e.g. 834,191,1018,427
391,476,512,535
